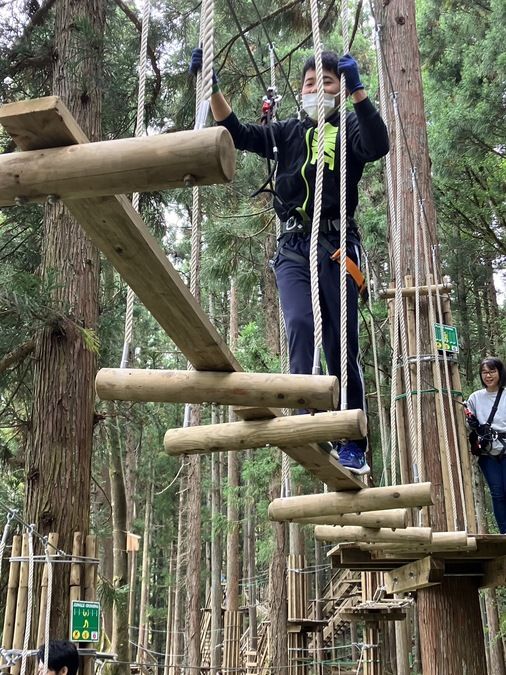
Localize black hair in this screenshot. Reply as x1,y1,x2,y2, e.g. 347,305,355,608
479,357,506,388
37,641,79,675
301,51,340,82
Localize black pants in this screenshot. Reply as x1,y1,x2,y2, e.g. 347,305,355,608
272,232,366,448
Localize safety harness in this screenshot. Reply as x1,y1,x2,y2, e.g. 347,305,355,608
278,218,369,302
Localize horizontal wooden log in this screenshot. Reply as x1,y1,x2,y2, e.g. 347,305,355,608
0,126,235,205
293,509,408,529
339,610,406,622
361,532,476,554
96,368,339,410
268,483,434,521
384,556,444,594
379,283,453,299
164,410,366,455
314,525,432,544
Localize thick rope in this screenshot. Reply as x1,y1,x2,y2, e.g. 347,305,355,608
120,0,151,368
420,206,458,528
20,526,35,675
196,0,214,126
42,538,54,675
391,96,417,472
431,246,467,529
308,0,325,375
412,169,423,482
364,255,389,483
267,43,291,497
339,0,349,408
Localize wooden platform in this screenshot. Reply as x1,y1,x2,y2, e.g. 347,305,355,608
287,618,328,633
329,535,506,589
0,97,363,491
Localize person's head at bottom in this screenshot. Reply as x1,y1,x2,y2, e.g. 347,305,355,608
37,641,79,675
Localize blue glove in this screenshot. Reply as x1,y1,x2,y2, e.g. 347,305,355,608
338,54,364,94
189,47,219,89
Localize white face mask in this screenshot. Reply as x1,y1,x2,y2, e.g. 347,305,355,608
301,92,339,120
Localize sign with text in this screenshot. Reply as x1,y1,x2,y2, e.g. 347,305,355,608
70,601,100,642
434,323,459,353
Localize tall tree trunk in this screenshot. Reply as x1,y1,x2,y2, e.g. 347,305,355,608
107,403,130,675
261,228,280,356
186,411,202,673
24,0,104,637
268,471,287,675
137,475,154,664
375,0,487,671
226,279,240,612
170,464,187,675
455,229,473,385
245,449,257,654
210,416,223,673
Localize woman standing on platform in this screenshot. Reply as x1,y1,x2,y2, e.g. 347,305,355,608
466,357,506,533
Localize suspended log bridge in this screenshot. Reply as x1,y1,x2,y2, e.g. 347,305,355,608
0,96,364,490
164,410,366,455
0,126,235,205
268,483,434,521
96,368,340,410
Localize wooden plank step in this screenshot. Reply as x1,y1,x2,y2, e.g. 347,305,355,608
0,96,363,491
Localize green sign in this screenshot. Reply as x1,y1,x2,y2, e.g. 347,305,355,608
434,323,459,353
70,601,100,643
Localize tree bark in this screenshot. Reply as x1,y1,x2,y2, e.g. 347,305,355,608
136,475,154,664
107,403,130,675
269,471,288,675
185,417,202,674
210,433,223,673
24,0,104,637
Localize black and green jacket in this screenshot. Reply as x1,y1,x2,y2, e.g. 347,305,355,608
218,97,389,227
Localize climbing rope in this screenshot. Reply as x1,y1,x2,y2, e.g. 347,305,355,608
419,203,458,528
390,96,417,474
120,0,151,369
364,255,389,482
41,537,54,675
431,246,467,529
412,169,423,482
308,0,326,376
20,526,35,675
339,0,350,408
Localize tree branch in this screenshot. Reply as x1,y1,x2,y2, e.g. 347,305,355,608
8,0,57,61
0,339,36,376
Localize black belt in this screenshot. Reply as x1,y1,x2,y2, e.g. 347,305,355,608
281,216,341,235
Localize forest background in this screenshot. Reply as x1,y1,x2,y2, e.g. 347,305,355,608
0,0,505,665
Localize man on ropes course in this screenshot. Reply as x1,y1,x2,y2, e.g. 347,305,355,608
190,48,389,474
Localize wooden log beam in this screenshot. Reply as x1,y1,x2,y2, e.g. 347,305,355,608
164,410,366,455
339,610,406,623
0,126,235,206
293,509,408,529
384,557,445,594
268,483,434,521
96,368,339,410
360,533,476,554
314,525,432,545
378,283,453,299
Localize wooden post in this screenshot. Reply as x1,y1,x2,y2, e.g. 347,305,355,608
222,610,241,673
96,368,340,411
11,535,29,675
37,533,59,646
0,118,235,205
2,535,21,659
268,482,434,521
82,535,97,675
164,410,366,455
